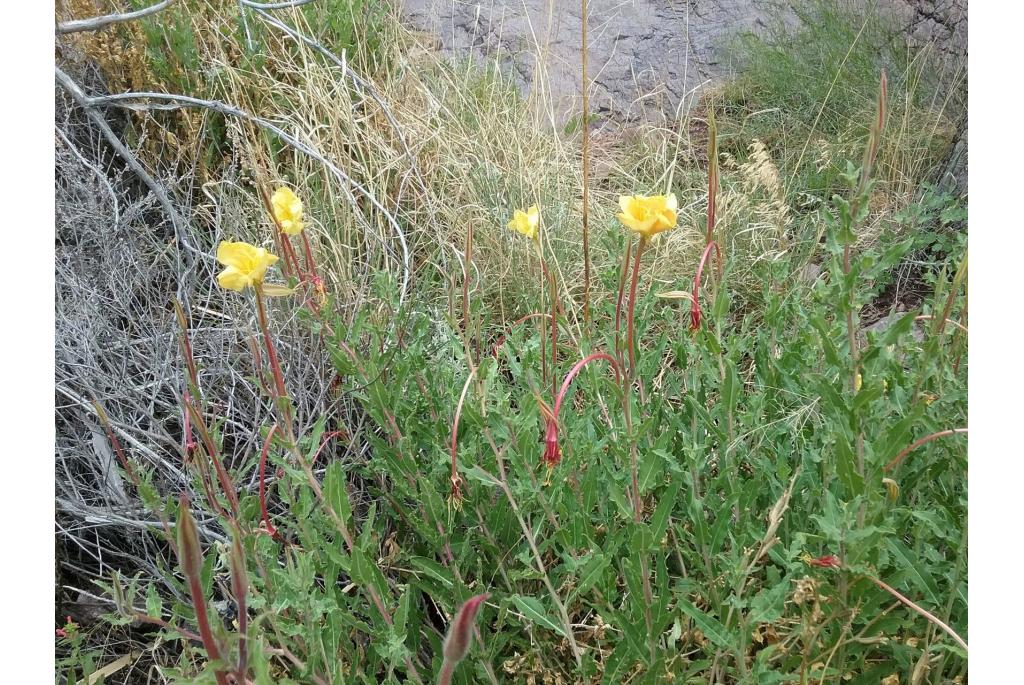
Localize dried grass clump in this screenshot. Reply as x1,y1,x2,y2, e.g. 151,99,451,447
54,65,345,598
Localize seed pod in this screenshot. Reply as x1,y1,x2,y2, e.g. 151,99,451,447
177,495,202,580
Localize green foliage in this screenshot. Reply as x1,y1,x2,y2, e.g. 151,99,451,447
129,164,964,681
719,0,960,202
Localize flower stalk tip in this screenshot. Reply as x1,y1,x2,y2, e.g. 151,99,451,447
440,592,490,683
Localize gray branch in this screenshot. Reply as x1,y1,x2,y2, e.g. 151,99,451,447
56,0,175,35
60,77,412,305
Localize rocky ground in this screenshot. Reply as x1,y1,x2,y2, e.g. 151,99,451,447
400,0,966,129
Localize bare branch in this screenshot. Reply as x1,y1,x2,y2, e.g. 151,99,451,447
56,0,175,35
239,0,315,8
66,82,412,305
54,66,199,310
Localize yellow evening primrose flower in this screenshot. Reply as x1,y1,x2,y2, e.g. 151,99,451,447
617,194,678,238
271,186,305,235
216,241,279,291
508,205,540,240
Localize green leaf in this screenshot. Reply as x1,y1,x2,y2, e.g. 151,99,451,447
145,584,162,619
462,465,501,488
510,595,566,637
323,462,353,524
835,435,864,497
649,479,682,545
572,552,612,600
409,557,454,589
677,597,732,649
884,538,939,607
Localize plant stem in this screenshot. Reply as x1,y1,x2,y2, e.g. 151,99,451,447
614,238,633,367
258,424,281,539
882,428,967,472
254,285,294,438
581,0,592,331
626,237,648,384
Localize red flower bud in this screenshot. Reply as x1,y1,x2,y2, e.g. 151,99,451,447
442,593,490,665
806,554,842,569
542,420,561,467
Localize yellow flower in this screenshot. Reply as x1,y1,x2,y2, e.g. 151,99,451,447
271,186,305,235
617,194,678,238
508,205,540,240
216,241,279,291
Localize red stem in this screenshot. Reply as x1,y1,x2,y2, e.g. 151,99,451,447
258,424,281,540
185,571,228,685
310,431,347,467
691,240,722,331
614,238,633,365
300,231,320,282
626,237,648,379
883,428,967,472
185,397,240,517
553,352,622,419
255,286,294,433
282,235,304,280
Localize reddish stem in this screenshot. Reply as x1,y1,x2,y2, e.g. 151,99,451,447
614,238,633,365
554,353,622,419
691,240,722,332
282,235,304,280
185,396,240,518
866,574,967,652
883,428,967,472
182,394,197,456
310,431,347,467
258,424,281,540
626,237,648,379
94,402,177,556
255,286,294,434
178,498,229,685
706,124,718,245
300,230,320,282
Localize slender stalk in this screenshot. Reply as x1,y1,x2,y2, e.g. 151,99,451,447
177,497,229,685
626,237,648,382
690,241,722,331
865,575,967,652
883,428,967,472
229,527,250,681
450,370,477,504
706,107,718,245
847,71,887,527
254,284,294,437
300,230,320,282
614,238,633,366
258,424,281,539
93,401,176,555
185,397,240,518
580,0,592,329
463,223,473,350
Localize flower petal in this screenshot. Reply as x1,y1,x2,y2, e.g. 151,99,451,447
217,266,249,291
